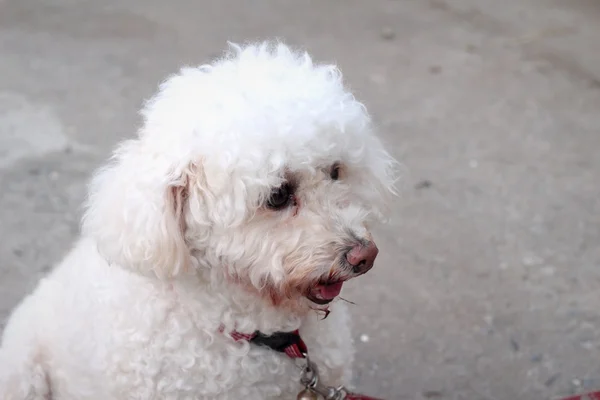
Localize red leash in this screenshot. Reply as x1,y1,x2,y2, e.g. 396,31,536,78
560,392,600,400
223,326,383,400
225,325,600,400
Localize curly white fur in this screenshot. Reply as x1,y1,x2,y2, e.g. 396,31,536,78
0,41,397,400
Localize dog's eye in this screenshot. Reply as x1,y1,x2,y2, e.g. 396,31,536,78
267,183,293,210
330,164,341,181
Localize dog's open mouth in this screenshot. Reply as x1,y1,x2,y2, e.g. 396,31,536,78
306,280,344,305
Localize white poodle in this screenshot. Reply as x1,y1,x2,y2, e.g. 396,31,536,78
0,42,397,400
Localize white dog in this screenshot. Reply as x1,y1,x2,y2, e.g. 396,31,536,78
0,42,397,400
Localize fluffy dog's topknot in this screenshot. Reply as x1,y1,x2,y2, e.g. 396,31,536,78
139,41,369,170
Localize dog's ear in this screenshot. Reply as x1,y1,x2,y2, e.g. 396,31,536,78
82,139,191,278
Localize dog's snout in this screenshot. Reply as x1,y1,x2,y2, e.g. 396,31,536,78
345,241,378,274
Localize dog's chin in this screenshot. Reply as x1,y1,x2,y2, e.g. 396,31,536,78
305,280,345,305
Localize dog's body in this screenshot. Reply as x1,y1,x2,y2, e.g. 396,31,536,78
0,42,396,399
1,238,352,399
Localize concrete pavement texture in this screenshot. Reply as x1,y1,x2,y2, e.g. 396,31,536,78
1,0,600,399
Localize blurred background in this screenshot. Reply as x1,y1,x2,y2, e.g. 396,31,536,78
1,0,600,399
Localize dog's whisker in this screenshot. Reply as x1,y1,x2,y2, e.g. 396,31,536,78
339,297,357,305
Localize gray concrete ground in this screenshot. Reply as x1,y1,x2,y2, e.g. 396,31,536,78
1,0,600,399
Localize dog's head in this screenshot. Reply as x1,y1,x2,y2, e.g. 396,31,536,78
83,42,398,309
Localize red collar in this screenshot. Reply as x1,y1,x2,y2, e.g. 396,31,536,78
224,327,308,359
222,325,383,400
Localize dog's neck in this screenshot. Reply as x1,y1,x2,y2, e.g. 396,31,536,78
170,267,307,335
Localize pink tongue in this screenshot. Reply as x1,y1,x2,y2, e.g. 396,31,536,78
319,282,344,300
